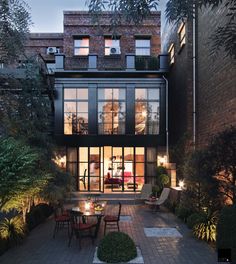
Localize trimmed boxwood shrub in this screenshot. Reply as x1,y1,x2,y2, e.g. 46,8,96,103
217,206,236,262
97,232,137,263
187,212,206,229
26,203,53,231
175,205,193,222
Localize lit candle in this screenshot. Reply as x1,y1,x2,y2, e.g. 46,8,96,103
85,201,90,211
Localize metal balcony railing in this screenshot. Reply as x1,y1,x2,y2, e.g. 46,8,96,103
135,56,159,71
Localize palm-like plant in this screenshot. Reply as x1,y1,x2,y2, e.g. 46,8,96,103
0,216,26,246
193,211,218,242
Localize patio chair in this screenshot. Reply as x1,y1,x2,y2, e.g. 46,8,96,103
145,187,171,211
134,184,152,203
53,206,70,238
68,210,97,248
103,202,122,235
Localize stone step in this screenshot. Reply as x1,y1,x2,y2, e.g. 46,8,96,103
66,192,142,204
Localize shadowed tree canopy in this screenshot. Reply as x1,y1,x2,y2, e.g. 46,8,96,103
86,0,236,58
0,0,31,63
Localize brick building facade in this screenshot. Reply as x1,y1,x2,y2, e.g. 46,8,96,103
17,11,170,193
164,4,236,151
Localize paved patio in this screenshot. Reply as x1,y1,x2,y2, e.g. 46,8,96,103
0,204,217,264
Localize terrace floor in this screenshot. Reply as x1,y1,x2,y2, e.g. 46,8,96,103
0,204,217,264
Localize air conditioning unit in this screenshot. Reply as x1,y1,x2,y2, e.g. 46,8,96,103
47,47,59,55
109,47,121,55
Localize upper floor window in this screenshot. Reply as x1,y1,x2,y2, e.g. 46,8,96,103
178,22,186,48
74,37,89,56
105,38,120,55
98,88,126,135
64,88,88,135
135,88,160,135
135,39,150,56
168,43,175,65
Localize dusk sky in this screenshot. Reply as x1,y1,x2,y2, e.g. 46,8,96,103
25,0,167,33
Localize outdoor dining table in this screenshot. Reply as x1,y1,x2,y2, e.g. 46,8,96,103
68,200,107,238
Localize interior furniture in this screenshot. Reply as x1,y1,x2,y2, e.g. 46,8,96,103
53,206,70,238
104,177,123,188
103,202,122,235
145,187,170,211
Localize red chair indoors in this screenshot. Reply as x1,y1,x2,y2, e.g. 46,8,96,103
68,210,97,248
103,202,122,235
53,206,70,238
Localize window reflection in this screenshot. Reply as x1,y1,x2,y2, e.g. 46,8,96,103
98,88,126,134
64,88,88,135
74,38,89,56
135,88,160,135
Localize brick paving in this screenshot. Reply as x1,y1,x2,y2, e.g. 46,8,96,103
0,204,217,264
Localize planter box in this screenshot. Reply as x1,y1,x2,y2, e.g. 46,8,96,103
93,247,144,264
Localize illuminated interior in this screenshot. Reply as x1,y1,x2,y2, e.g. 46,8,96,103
67,146,147,192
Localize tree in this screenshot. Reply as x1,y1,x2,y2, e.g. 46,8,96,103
165,0,236,59
87,0,236,58
205,126,236,205
0,138,45,211
0,0,31,63
0,58,54,151
182,149,219,212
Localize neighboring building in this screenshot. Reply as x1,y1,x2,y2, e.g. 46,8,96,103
163,4,236,151
23,11,169,193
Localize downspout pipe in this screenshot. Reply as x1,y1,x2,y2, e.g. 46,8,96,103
193,4,196,149
163,75,169,163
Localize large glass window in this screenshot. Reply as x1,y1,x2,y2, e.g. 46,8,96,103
64,88,88,135
74,37,89,56
98,88,126,134
135,88,160,134
135,39,151,56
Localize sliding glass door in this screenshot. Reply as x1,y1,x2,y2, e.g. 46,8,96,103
67,146,150,192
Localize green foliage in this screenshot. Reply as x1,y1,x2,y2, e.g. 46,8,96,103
87,0,159,27
182,149,219,212
165,200,178,213
0,0,32,62
0,216,26,247
97,232,137,263
26,205,46,231
26,203,53,231
217,205,236,262
0,137,40,210
186,212,206,229
156,166,169,189
165,0,236,58
152,185,161,197
135,56,159,70
204,126,236,204
193,211,218,242
175,205,193,222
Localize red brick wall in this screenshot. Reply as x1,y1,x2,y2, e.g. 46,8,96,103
164,21,194,147
25,33,63,61
197,5,236,147
63,11,161,70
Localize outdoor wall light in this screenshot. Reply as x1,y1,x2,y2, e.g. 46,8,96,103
178,180,184,189
53,155,66,169
157,155,167,166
